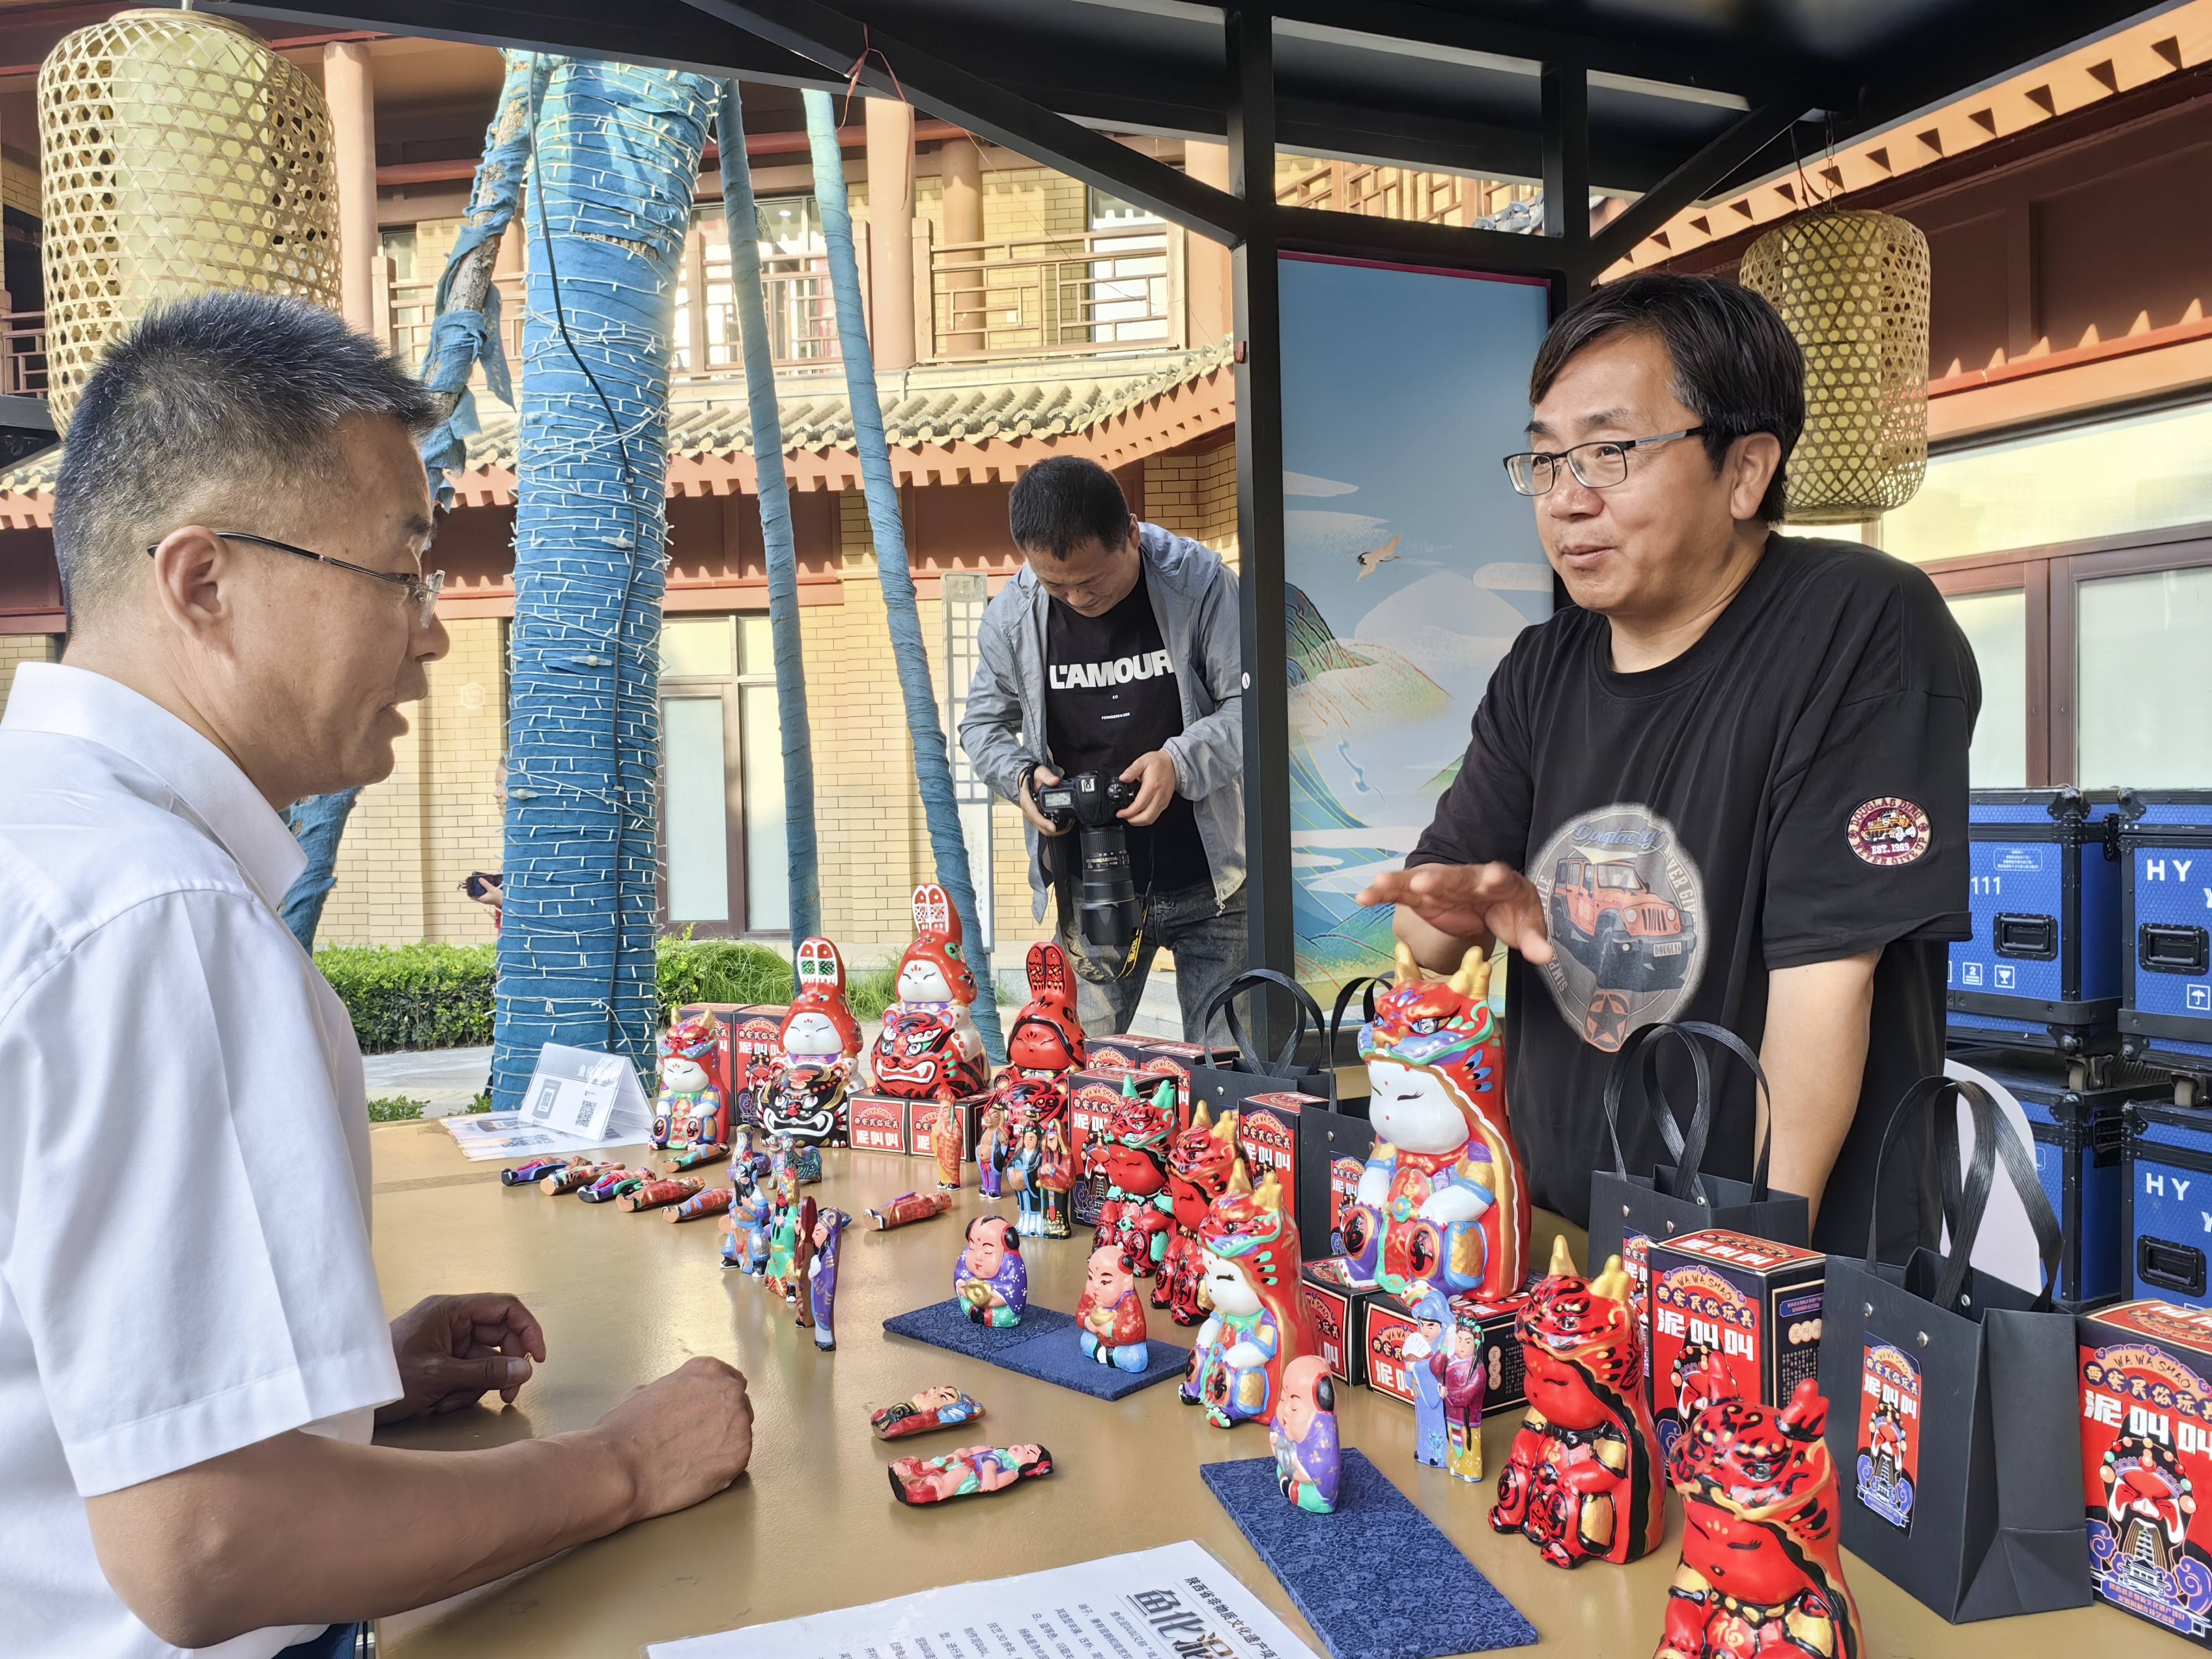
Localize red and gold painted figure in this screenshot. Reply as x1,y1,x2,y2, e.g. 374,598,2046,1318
1491,1236,1665,1570
1344,943,1527,1302
1084,1074,1175,1279
869,885,989,1101
983,942,1087,1199
1076,1244,1151,1373
1161,1104,1245,1326
1180,1168,1312,1428
887,1443,1052,1506
617,1176,705,1214
932,1097,966,1192
667,1186,733,1223
762,936,864,1144
651,1015,729,1159
1001,1074,1075,1240
1656,1379,1864,1659
867,1190,953,1230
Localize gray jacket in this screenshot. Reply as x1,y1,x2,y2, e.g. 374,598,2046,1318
959,524,1245,921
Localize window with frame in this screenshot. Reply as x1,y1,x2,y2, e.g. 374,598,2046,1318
659,614,787,935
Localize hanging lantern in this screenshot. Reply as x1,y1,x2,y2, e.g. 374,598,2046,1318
38,9,340,426
1739,206,1930,523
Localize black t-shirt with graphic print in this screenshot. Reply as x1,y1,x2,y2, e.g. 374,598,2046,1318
1045,565,1212,895
1408,536,1978,1261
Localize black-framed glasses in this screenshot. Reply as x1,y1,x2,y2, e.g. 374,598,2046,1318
147,531,445,628
1503,426,1709,497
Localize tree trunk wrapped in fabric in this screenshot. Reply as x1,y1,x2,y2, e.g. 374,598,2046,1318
803,89,1003,1059
717,81,821,951
494,61,717,1108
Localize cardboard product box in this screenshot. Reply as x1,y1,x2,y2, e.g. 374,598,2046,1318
1363,1288,1529,1415
1238,1091,1319,1218
905,1094,986,1165
675,1002,789,1109
1647,1229,1825,1460
1083,1035,1225,1125
1065,1068,1130,1225
846,1091,907,1154
1301,1258,1387,1386
2079,1298,2212,1644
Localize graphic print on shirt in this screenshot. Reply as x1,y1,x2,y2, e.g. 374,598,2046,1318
1529,802,1707,1052
1048,648,1174,695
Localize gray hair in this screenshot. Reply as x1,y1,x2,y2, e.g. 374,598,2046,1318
52,291,438,623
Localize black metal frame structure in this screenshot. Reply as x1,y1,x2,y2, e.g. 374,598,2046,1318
226,0,2167,1034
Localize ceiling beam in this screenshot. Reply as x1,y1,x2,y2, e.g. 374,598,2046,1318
675,0,1249,241
1585,98,1811,274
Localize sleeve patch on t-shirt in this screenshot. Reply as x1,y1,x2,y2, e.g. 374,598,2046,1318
1847,797,1933,867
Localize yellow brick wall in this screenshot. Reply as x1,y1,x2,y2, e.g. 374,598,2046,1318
1143,443,1239,571
0,633,56,712
319,617,506,947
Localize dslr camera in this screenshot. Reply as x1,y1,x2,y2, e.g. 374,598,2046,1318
1035,770,1141,948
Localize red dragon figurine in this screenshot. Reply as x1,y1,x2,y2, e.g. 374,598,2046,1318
1656,1378,1864,1659
1084,1073,1176,1280
868,884,989,1102
1160,1103,1245,1324
1491,1235,1666,1570
1180,1167,1313,1428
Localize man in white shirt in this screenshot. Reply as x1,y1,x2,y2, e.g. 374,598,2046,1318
0,293,754,1659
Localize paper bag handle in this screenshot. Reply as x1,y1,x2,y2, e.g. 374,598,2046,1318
1601,1020,1777,1204
1200,968,1329,1073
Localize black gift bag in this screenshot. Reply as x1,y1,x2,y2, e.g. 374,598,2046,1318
1818,1074,2091,1623
1587,1020,1811,1282
1187,969,1339,1109
1323,972,1394,1118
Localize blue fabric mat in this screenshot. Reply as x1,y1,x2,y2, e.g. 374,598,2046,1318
882,1298,1188,1400
1199,1450,1538,1659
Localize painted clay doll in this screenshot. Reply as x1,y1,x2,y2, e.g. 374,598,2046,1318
1086,1076,1176,1279
502,1156,570,1186
789,1196,818,1318
1490,1237,1665,1570
764,941,863,1150
1001,1078,1074,1240
617,1176,703,1213
888,1443,1052,1506
1180,1168,1312,1429
1405,1283,1452,1470
723,1172,772,1270
1657,1380,1863,1659
953,1214,1027,1328
869,884,990,1101
975,1098,1009,1198
650,1014,729,1159
771,1131,822,1187
1076,1245,1151,1373
579,1166,645,1204
1442,1316,1487,1484
766,1192,817,1303
1161,1105,1244,1325
867,1190,952,1230
1344,943,1527,1302
872,1385,985,1441
539,1159,613,1195
932,1096,966,1191
727,1124,772,1184
807,1207,848,1350
668,1185,733,1223
1271,1355,1341,1514
1038,1111,1076,1239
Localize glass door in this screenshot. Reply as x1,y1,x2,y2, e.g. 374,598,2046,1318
660,615,743,933
2071,562,2212,789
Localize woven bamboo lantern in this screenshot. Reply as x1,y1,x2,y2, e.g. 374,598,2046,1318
1739,206,1931,523
38,9,340,426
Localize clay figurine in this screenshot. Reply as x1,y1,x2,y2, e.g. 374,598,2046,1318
807,1207,848,1350
727,1123,773,1184
1180,1168,1312,1428
1657,1380,1863,1659
1001,1077,1075,1240
1344,943,1527,1302
659,1141,728,1175
723,1172,772,1270
975,1098,1009,1198
1076,1244,1151,1373
766,1190,817,1303
888,1443,1052,1506
1490,1237,1665,1570
872,1385,985,1441
579,1166,645,1204
617,1176,703,1214
867,1190,953,1230
650,1014,729,1157
502,1156,570,1186
770,1131,822,1187
932,1095,966,1191
762,943,863,1148
1162,1105,1245,1326
1085,1075,1176,1280
668,1185,734,1223
1442,1315,1487,1484
954,1214,1027,1328
1405,1282,1453,1470
539,1158,612,1196
869,884,990,1100
1271,1355,1341,1514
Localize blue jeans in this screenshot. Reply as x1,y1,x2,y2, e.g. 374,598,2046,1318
276,1625,366,1658
1059,880,1247,1044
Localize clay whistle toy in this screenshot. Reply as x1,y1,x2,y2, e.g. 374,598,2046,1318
617,1176,703,1214
1076,1244,1151,1373
1271,1355,1341,1514
659,1142,729,1175
502,1157,569,1186
668,1186,734,1223
887,1443,1052,1506
871,1386,985,1441
539,1159,613,1195
868,1190,953,1230
954,1214,1027,1328
808,1207,848,1350
579,1166,645,1204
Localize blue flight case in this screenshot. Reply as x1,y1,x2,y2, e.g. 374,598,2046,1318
2123,1098,2212,1310
1947,789,2123,1055
2118,789,2212,1075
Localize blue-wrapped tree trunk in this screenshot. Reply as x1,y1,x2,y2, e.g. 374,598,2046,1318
493,61,717,1108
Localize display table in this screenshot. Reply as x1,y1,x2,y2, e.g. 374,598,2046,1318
366,1122,2165,1657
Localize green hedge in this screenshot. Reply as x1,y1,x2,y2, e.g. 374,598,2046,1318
319,938,802,1055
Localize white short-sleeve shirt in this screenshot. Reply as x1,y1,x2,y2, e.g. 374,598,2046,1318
0,664,400,1659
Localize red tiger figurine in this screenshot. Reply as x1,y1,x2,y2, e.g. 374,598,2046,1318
1160,1104,1245,1324
1084,1074,1175,1280
1657,1379,1863,1659
1491,1235,1665,1569
869,884,989,1101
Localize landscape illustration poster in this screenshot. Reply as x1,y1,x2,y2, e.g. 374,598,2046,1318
1277,253,1553,995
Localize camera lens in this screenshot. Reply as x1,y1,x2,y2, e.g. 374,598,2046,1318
1076,822,1140,948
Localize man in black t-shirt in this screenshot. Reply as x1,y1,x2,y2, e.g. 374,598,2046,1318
1360,275,1977,1260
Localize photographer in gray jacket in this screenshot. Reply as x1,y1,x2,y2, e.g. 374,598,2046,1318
960,457,1246,1041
